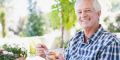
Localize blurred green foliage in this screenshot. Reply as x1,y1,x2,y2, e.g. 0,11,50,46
48,0,77,48
104,0,120,32
104,14,120,32
22,0,44,36
0,44,27,60
0,0,7,38
49,0,77,30
0,8,6,37
110,0,120,12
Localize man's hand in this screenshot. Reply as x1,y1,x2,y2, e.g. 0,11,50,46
36,44,48,59
56,54,65,60
46,51,65,60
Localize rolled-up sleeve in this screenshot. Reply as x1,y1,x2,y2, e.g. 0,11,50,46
65,41,71,60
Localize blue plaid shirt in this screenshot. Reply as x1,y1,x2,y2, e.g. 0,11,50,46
65,26,120,60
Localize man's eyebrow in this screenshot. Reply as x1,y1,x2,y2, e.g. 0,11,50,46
84,8,92,10
77,8,92,11
76,8,94,11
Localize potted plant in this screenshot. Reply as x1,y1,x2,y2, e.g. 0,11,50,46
0,44,27,60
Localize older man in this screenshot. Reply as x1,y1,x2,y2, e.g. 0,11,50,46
36,0,120,60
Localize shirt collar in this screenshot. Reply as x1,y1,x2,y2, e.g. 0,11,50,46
82,25,105,44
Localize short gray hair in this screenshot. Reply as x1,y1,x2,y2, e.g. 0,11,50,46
75,0,101,11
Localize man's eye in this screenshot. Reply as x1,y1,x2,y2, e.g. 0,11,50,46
85,10,92,12
78,11,82,14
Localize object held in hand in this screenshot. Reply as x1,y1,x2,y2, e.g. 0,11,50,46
45,48,64,60
46,51,58,60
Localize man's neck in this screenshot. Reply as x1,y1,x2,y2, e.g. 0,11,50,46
84,24,100,39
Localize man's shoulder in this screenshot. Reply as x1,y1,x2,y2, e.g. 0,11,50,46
72,31,83,39
69,31,83,43
102,31,119,39
100,31,120,46
101,31,116,39
76,31,83,35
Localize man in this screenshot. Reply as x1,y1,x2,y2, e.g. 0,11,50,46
36,0,120,60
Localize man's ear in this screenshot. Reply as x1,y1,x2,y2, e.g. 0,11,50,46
98,11,101,17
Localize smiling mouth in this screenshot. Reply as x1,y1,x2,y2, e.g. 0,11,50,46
81,19,90,22
80,18,91,22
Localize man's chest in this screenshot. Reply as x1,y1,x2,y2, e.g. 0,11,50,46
69,42,103,60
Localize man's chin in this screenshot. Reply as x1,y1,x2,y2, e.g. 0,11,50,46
81,25,91,29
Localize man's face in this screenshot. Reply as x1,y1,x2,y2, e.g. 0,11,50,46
75,0,100,29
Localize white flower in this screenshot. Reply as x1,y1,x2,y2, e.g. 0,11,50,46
3,51,14,55
8,52,14,55
3,51,9,55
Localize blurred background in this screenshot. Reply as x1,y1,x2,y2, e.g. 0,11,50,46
0,0,120,59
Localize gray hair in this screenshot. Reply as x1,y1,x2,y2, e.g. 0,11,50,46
75,0,101,12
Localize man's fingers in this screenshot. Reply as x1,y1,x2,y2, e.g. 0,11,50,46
36,44,47,50
36,43,48,58
36,50,44,55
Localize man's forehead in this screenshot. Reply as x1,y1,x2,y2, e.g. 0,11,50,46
76,4,94,11
75,0,94,10
76,0,93,4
